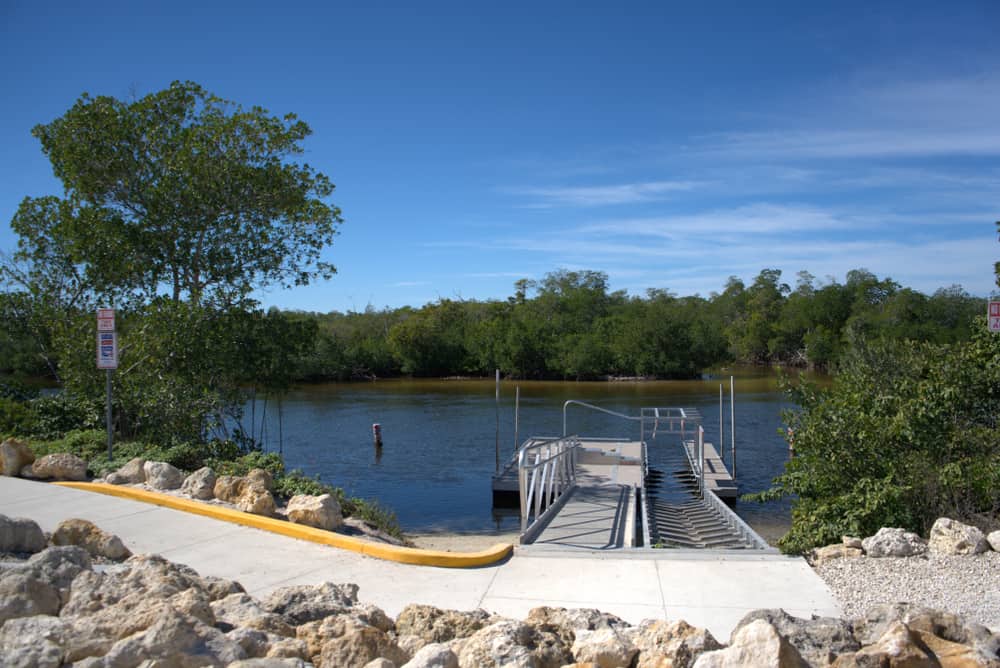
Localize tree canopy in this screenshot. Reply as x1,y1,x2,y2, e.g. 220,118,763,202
13,80,341,307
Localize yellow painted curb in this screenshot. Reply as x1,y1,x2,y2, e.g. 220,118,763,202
54,482,512,568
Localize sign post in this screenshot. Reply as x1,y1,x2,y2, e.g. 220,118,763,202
989,301,1000,333
96,309,118,460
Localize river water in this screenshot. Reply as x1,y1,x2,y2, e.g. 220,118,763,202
245,370,810,541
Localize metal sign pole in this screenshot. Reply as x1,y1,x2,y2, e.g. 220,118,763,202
106,369,113,461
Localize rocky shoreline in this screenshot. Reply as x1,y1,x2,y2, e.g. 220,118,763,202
3,513,1000,667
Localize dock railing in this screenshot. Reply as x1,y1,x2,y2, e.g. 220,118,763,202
518,435,581,539
562,401,702,439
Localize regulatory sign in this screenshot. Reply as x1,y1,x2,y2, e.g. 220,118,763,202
97,308,115,332
97,331,118,369
990,301,1000,333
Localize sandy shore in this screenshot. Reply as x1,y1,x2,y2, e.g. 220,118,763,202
408,531,519,552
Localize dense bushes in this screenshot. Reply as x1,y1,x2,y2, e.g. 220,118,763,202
748,320,1000,554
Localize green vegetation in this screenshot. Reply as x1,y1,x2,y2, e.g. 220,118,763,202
748,322,1000,554
285,267,983,380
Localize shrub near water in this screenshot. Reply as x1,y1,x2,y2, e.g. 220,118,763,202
748,320,1000,554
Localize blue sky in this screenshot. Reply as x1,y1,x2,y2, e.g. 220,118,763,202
2,1,998,312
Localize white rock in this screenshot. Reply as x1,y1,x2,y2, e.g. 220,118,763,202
693,619,808,667
143,460,183,490
181,466,217,499
402,642,459,668
0,514,47,553
286,493,343,530
928,517,989,555
32,453,87,481
862,527,927,558
988,530,1000,552
1,438,34,476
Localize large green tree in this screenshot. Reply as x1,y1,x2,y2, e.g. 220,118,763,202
13,80,341,308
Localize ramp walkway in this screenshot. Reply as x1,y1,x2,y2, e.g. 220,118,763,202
502,402,769,551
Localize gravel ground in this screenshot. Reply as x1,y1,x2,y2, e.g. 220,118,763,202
814,551,1000,630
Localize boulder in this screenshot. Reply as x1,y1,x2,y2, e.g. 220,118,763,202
632,619,721,668
842,535,863,549
212,592,296,637
182,466,217,499
296,615,407,667
525,606,628,633
1,437,34,476
928,517,989,555
0,615,72,668
247,467,274,491
571,627,638,668
227,627,297,659
861,527,928,557
215,474,246,502
0,513,47,553
143,460,183,490
402,642,460,668
199,573,247,601
0,570,61,624
809,543,863,566
693,619,808,667
50,518,131,560
109,456,147,484
365,659,398,668
454,620,543,668
831,621,934,667
20,546,93,604
97,607,246,666
731,609,859,666
989,530,1000,553
396,604,494,643
263,581,360,625
31,452,87,481
230,659,310,668
239,485,277,516
286,493,343,530
851,602,1000,658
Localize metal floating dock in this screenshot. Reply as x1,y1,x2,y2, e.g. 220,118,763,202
492,401,771,552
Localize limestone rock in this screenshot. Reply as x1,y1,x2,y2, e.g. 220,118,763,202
732,609,859,666
182,466,217,499
143,459,183,489
929,517,989,555
0,513,47,553
112,456,147,484
265,637,311,660
287,493,343,530
297,615,407,667
230,659,310,668
572,627,638,668
98,607,246,666
247,467,274,491
842,535,863,549
454,620,540,668
396,604,494,643
212,592,296,637
19,545,93,604
832,620,934,667
693,619,808,667
1,437,34,476
263,581,360,625
916,630,1000,667
239,484,277,516
0,615,72,668
199,573,247,601
365,659,398,668
402,642,460,668
215,474,246,502
989,530,1000,552
31,452,87,481
50,518,131,560
525,606,628,633
632,619,722,668
861,527,928,557
19,463,38,478
809,543,864,566
851,602,1000,658
0,569,61,624
228,627,288,659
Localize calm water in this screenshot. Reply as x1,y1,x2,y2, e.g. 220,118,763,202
244,370,812,538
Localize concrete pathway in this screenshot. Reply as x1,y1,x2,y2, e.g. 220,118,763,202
0,477,840,640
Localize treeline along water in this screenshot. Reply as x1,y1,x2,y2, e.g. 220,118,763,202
245,370,814,538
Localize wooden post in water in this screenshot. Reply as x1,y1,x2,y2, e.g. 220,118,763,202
495,369,500,474
730,376,736,481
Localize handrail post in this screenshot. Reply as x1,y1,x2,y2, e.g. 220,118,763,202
698,425,705,498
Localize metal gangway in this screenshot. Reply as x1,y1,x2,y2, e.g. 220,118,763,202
499,401,770,551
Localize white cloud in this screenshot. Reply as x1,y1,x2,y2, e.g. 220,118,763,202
508,180,701,207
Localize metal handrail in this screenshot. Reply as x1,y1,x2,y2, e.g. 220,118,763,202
518,435,581,535
562,400,702,438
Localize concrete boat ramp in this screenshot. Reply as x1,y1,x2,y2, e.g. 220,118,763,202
0,476,840,640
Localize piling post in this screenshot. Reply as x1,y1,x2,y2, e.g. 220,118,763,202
495,369,500,474
730,376,736,481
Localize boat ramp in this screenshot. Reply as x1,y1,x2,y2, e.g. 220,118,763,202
492,401,771,552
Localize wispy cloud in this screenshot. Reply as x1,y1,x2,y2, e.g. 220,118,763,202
507,180,702,207
390,281,430,288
